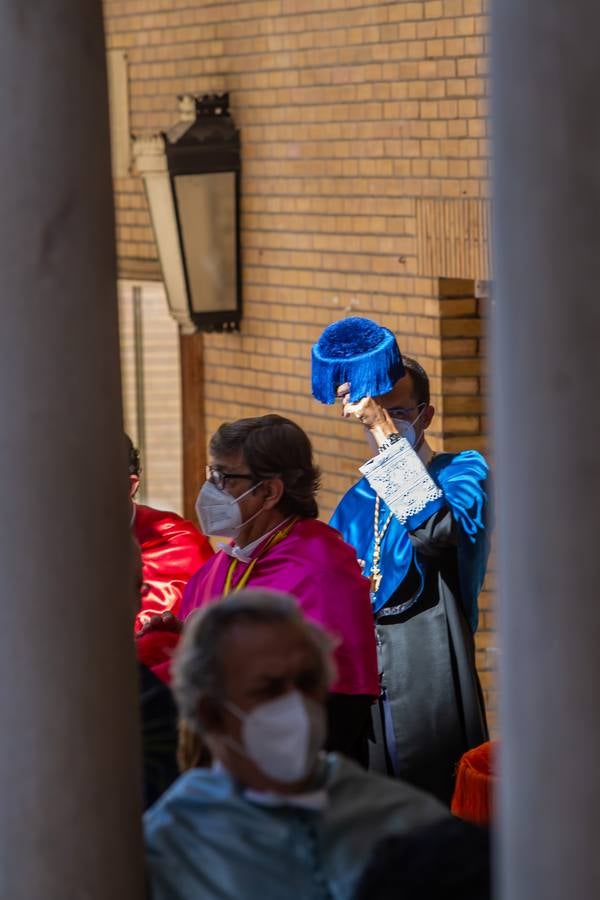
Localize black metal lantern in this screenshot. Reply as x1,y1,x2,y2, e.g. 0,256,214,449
134,94,242,333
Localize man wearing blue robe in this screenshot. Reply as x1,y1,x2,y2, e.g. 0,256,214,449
312,318,490,805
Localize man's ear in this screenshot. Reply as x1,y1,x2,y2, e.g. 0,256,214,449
422,404,435,430
197,695,225,733
129,474,140,500
261,476,285,510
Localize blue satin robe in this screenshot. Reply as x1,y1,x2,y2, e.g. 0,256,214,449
330,450,491,804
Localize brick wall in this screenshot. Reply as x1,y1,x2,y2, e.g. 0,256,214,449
103,0,495,725
104,0,491,504
438,276,496,731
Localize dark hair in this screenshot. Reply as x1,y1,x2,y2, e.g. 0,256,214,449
125,434,141,477
210,414,321,519
354,819,491,900
402,356,430,406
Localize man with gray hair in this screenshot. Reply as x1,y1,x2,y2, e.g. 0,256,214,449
144,589,447,900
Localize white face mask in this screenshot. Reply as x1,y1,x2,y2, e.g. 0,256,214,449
195,480,264,538
223,690,327,784
390,415,419,448
365,406,426,452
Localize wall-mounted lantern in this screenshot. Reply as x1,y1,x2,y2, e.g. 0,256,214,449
134,94,241,334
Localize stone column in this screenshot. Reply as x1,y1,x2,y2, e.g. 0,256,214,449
493,2,600,898
0,3,144,898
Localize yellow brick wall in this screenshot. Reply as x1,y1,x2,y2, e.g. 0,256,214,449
438,276,496,729
104,0,495,727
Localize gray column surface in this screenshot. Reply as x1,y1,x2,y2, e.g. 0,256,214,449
0,3,144,898
493,1,600,898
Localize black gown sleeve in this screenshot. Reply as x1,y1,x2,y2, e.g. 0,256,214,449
326,693,373,768
408,504,459,557
139,662,180,810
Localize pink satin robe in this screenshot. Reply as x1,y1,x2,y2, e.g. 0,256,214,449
181,517,379,697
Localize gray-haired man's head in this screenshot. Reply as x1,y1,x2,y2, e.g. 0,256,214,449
172,589,336,794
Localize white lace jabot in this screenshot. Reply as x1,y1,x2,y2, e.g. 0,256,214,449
359,438,442,525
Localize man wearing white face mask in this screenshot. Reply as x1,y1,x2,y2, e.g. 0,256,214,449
180,413,380,767
311,319,491,805
144,590,447,900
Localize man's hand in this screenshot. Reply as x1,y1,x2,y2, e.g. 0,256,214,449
136,611,183,638
337,383,397,448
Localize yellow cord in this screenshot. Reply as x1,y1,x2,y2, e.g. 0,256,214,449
222,517,300,594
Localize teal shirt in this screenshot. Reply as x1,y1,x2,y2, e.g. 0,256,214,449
145,754,447,900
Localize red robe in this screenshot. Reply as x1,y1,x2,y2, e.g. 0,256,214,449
133,503,213,629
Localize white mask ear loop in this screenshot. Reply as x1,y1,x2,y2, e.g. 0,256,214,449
393,405,426,448
219,700,248,759
235,480,266,533
224,700,245,719
234,480,263,506
410,405,427,443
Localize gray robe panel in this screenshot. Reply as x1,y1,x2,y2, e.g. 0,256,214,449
369,507,488,805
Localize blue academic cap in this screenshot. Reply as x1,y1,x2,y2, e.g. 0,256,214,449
311,316,405,404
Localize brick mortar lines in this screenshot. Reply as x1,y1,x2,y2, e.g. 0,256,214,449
106,13,481,37
104,3,467,22
125,73,487,91
104,0,404,16
126,88,487,101
239,225,416,237
240,224,417,236
119,43,488,65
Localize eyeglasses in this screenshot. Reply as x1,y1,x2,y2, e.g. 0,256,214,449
386,402,426,421
206,465,257,492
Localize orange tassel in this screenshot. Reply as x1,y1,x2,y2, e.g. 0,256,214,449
451,741,496,826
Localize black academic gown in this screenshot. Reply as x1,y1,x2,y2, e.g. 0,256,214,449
139,663,179,810
331,450,490,806
370,506,488,804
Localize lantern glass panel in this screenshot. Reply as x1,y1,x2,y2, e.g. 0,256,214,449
173,172,237,315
